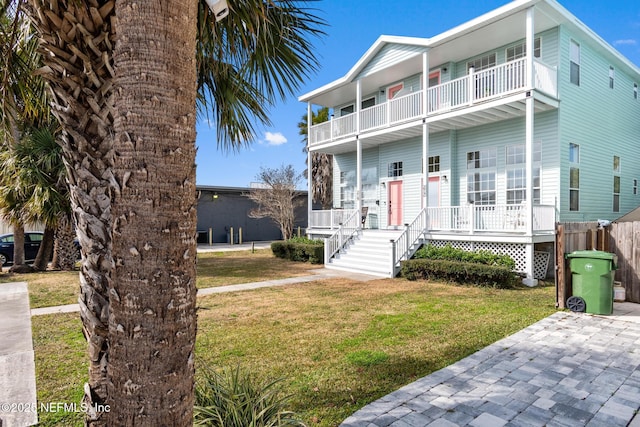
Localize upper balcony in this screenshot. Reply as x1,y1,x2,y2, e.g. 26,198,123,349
308,57,558,150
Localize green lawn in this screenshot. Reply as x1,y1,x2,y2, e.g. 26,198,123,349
0,249,321,308
32,277,556,426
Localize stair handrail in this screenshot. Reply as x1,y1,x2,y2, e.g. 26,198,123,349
390,208,427,276
324,209,360,263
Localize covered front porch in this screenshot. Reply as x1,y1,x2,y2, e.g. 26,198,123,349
308,203,556,236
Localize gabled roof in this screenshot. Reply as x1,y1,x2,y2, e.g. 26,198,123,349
614,206,640,223
300,0,640,105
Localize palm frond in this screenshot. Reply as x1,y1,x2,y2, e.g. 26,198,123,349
196,0,326,152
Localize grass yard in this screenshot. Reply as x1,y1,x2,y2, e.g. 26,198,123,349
0,248,321,308
32,277,556,426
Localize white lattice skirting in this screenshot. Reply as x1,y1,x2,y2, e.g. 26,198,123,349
429,240,550,279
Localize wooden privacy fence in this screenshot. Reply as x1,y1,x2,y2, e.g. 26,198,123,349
556,221,640,307
608,221,640,303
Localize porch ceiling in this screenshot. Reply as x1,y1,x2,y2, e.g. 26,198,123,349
309,94,558,155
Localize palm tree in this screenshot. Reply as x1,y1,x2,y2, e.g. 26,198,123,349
298,106,333,209
0,0,48,271
9,125,75,270
21,0,324,423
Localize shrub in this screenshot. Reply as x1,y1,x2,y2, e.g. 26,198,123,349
194,364,306,427
413,244,516,269
401,259,519,289
271,240,324,264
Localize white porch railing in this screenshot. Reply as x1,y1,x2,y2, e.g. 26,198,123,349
390,208,427,276
426,204,556,233
308,57,558,146
534,59,558,97
323,209,360,262
310,209,356,229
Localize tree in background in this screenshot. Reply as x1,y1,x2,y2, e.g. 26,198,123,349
0,0,49,271
0,124,75,270
247,164,304,241
298,106,333,209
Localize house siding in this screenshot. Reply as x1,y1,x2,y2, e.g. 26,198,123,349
557,25,640,221
454,112,559,206
453,27,559,79
357,43,426,79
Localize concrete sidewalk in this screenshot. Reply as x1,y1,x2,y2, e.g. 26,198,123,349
341,303,640,427
0,282,38,427
31,268,379,316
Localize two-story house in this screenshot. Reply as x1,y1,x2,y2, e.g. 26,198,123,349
300,0,640,284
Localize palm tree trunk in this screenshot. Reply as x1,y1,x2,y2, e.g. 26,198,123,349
9,222,26,265
107,0,198,424
33,225,54,270
52,213,77,271
26,1,115,423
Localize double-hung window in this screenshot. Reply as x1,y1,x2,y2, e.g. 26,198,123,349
506,143,542,204
339,170,355,209
613,156,621,212
570,40,580,86
467,149,496,205
569,143,580,211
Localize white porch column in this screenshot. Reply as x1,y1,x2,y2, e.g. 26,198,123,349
524,6,537,286
307,102,313,233
422,51,430,211
356,137,362,219
356,80,363,218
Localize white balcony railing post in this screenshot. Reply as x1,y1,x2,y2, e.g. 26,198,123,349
468,66,475,105
405,223,410,257
390,239,396,276
469,204,475,233
323,238,329,265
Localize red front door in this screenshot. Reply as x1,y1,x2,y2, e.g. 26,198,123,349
388,180,403,226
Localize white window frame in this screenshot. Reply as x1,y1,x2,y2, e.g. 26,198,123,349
569,143,580,164
613,175,620,213
339,170,355,209
466,149,496,205
569,168,580,211
506,38,541,62
467,53,497,72
570,40,580,86
428,155,440,173
388,161,403,178
505,143,542,205
609,66,615,89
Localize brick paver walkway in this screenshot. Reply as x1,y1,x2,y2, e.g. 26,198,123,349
341,308,640,427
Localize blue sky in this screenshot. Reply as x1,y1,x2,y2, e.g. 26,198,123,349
194,0,640,187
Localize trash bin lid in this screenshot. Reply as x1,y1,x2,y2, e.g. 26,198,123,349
566,250,618,267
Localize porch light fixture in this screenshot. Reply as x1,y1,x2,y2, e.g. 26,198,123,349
212,193,219,200
442,175,448,183
205,0,229,21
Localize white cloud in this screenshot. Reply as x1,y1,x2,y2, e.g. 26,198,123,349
614,39,637,46
263,131,288,146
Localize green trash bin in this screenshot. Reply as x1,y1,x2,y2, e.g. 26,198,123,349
566,250,618,315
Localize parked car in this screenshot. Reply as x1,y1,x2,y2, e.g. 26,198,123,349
0,232,45,266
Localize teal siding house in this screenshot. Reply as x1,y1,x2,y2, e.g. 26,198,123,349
300,0,640,283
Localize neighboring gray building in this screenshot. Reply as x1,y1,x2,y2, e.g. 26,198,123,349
196,185,310,243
